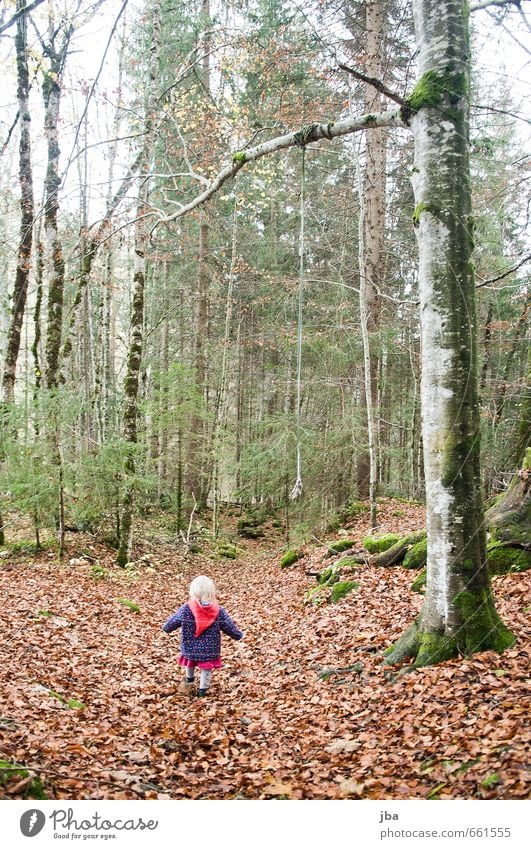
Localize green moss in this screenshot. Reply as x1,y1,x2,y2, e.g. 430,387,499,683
318,565,340,586
403,537,428,569
406,68,467,113
330,580,359,603
415,632,457,667
490,518,531,546
453,589,515,655
412,201,441,227
0,760,47,799
326,539,355,554
304,584,328,606
232,151,246,164
412,202,427,226
335,555,363,570
363,114,377,126
218,543,238,559
117,598,140,612
385,622,456,668
487,542,531,575
363,533,400,554
280,549,299,569
410,568,427,593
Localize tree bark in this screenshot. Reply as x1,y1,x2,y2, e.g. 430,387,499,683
356,0,386,503
186,0,212,509
385,0,514,666
0,2,35,545
42,38,69,390
116,2,161,567
2,1,34,404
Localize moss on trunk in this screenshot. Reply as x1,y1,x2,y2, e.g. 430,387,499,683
385,583,515,668
487,541,531,575
486,449,530,546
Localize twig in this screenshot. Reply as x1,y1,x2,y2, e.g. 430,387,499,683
337,63,408,109
476,253,531,288
0,0,46,35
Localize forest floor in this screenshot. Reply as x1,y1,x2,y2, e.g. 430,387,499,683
0,499,529,800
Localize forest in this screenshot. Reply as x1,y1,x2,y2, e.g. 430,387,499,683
0,0,529,803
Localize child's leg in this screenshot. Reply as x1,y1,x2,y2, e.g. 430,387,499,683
185,663,196,684
198,669,212,694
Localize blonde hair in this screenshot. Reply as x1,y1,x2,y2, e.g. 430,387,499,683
189,575,216,604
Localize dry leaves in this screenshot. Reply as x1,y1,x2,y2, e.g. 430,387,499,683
0,500,529,800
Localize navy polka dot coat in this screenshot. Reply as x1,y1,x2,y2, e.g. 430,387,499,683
163,603,243,661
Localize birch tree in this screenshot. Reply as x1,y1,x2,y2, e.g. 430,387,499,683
2,0,34,405
116,1,161,567
383,0,515,665
151,0,515,665
0,1,35,545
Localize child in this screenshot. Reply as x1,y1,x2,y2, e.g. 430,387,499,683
162,575,243,697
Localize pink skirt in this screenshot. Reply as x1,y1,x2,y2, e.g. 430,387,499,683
178,654,222,670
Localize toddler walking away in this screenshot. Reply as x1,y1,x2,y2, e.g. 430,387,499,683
162,575,243,697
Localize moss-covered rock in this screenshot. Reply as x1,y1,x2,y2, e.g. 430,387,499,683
330,580,359,604
318,565,340,586
335,555,364,571
403,537,428,570
487,541,531,575
326,539,356,554
280,549,299,569
410,569,427,593
363,533,401,554
218,543,238,559
375,530,427,568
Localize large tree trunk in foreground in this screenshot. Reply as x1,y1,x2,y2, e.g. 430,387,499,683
385,0,514,667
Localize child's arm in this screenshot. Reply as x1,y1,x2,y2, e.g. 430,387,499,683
218,608,243,641
162,605,185,633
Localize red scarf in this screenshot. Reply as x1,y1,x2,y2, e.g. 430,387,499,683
188,599,220,637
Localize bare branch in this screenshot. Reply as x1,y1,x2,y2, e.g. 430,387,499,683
476,253,531,288
470,0,521,11
62,0,129,186
157,109,409,226
472,103,531,125
338,63,409,108
0,0,46,35
0,110,20,156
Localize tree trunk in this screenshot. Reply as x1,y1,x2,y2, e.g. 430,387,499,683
186,0,212,508
43,51,68,391
486,448,530,547
116,1,161,567
0,2,35,545
355,0,386,501
2,1,34,404
385,0,514,667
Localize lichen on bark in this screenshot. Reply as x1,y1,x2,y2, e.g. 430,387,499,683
385,0,515,666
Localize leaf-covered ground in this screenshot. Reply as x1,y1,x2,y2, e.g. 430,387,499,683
0,501,529,800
